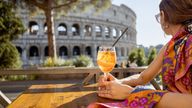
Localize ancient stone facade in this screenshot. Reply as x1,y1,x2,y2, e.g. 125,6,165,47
13,4,137,66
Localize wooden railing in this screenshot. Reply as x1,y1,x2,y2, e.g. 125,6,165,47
0,67,146,84
0,67,160,89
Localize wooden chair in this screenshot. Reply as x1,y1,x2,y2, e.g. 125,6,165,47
0,90,11,107
150,79,162,90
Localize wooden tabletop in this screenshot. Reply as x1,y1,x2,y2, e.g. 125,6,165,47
7,83,117,108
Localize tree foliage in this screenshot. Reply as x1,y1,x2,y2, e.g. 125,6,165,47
128,50,137,63
0,0,24,69
136,48,146,66
128,48,146,67
0,41,22,69
147,47,157,65
0,0,25,41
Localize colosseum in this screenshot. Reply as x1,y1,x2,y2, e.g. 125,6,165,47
13,4,137,66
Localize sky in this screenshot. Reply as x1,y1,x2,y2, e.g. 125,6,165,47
112,0,171,47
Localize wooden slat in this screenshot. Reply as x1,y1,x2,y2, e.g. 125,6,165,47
0,67,146,75
82,73,95,85
150,79,162,90
0,90,11,107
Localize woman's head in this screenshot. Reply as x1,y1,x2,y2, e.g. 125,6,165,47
158,0,192,34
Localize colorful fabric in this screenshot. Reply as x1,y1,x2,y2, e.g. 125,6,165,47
162,28,192,93
88,88,166,108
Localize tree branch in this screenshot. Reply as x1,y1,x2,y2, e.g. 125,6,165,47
51,0,78,10
27,0,45,10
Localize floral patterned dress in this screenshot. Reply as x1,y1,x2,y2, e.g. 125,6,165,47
88,29,192,108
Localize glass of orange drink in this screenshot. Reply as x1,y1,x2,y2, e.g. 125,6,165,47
97,46,116,76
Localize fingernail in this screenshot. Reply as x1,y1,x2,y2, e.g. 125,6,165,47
98,87,101,90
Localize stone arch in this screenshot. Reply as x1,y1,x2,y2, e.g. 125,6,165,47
29,46,39,57
84,25,92,36
121,47,125,56
85,46,91,56
114,10,116,16
72,24,80,36
119,30,122,36
59,46,68,56
73,46,80,56
95,25,102,37
58,23,67,35
44,23,47,34
112,28,117,38
105,27,110,38
96,46,100,53
16,46,22,56
28,21,39,35
127,48,129,56
44,46,49,57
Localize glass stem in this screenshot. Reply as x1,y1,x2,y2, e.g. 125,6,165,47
104,72,109,80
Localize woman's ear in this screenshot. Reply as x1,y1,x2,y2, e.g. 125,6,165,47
160,10,169,29
160,10,165,25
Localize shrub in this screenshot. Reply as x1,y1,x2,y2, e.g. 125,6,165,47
128,50,137,63
0,41,22,69
63,59,73,66
147,48,157,65
73,55,93,67
0,75,38,81
43,57,65,67
136,48,146,66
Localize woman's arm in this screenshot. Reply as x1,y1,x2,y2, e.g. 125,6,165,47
120,44,167,86
156,93,192,108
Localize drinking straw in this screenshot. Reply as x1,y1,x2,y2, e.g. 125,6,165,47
112,27,129,47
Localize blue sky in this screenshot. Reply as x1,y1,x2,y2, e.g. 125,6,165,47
112,0,171,47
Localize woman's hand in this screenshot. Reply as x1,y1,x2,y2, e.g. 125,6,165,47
98,73,117,83
97,74,134,100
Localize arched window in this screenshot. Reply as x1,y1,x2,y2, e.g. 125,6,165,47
119,30,122,35
124,31,128,39
44,46,49,57
115,47,120,56
44,23,47,34
73,46,80,56
121,47,125,56
29,21,39,35
72,24,80,36
112,28,117,38
85,46,91,56
58,23,67,35
59,46,68,56
114,10,116,16
84,25,92,36
105,27,110,38
127,32,130,40
16,46,22,56
127,48,129,56
29,46,39,57
95,26,102,37
97,46,100,53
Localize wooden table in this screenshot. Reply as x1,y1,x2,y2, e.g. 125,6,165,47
7,83,117,108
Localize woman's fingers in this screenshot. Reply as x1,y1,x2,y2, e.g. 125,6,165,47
107,73,116,81
98,81,111,87
98,90,112,99
98,73,116,84
98,75,106,83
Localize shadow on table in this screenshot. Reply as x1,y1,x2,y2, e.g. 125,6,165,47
23,84,97,94
57,92,121,108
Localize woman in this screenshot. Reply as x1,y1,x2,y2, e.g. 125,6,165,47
89,0,192,107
